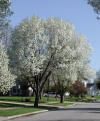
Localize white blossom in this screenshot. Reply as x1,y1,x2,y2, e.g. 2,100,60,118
10,16,95,85
0,41,15,94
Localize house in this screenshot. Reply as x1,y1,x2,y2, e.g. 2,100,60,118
87,83,100,96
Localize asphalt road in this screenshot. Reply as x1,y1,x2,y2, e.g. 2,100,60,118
8,102,100,121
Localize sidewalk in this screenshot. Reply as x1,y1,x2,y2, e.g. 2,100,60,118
0,100,34,107
0,100,75,109
0,100,60,108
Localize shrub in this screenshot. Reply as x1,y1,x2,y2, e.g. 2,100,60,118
69,80,87,98
24,98,31,102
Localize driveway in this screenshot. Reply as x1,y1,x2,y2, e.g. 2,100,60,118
8,102,100,121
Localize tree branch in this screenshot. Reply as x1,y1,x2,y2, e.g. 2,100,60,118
39,71,51,95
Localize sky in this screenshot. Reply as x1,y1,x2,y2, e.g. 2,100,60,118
10,0,100,72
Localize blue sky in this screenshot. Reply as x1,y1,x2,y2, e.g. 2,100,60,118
10,0,100,72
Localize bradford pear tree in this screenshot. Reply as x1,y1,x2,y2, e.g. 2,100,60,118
77,63,96,81
52,34,95,103
9,16,94,107
9,17,50,107
0,41,15,94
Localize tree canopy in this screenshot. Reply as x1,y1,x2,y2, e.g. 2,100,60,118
0,0,12,28
88,0,100,19
9,16,95,107
0,0,13,46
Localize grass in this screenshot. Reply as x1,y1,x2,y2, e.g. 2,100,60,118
0,96,59,103
0,103,19,108
64,95,96,102
0,107,43,116
0,102,53,117
93,96,100,100
0,95,96,104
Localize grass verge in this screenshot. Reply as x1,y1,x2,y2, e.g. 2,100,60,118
0,103,52,117
0,96,59,103
65,96,96,102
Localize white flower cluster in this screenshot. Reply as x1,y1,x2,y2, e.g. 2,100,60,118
0,42,15,94
10,16,95,83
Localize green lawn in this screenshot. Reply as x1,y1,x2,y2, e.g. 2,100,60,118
0,107,43,116
0,103,19,108
94,96,100,100
65,96,96,102
0,102,52,117
0,96,96,104
0,96,59,103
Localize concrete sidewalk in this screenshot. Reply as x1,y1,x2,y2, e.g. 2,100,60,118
0,100,34,107
0,100,73,108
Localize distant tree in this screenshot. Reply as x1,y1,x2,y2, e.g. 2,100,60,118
70,80,87,98
54,76,70,103
0,0,12,27
0,0,13,46
96,81,100,89
88,0,100,19
0,42,15,94
95,70,100,89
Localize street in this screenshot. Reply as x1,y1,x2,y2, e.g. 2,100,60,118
8,102,100,121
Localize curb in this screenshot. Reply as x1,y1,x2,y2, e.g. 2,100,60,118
3,110,48,121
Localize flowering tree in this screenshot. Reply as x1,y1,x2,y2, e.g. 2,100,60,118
9,16,94,107
0,41,15,94
9,17,49,107
53,73,71,103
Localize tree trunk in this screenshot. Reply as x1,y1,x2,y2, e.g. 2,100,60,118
34,71,51,107
39,94,42,100
34,75,39,107
60,93,64,103
34,92,39,107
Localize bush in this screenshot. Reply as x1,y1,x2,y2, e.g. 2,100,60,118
69,80,87,98
24,98,31,102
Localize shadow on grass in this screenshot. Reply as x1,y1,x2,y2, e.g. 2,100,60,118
0,103,23,108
